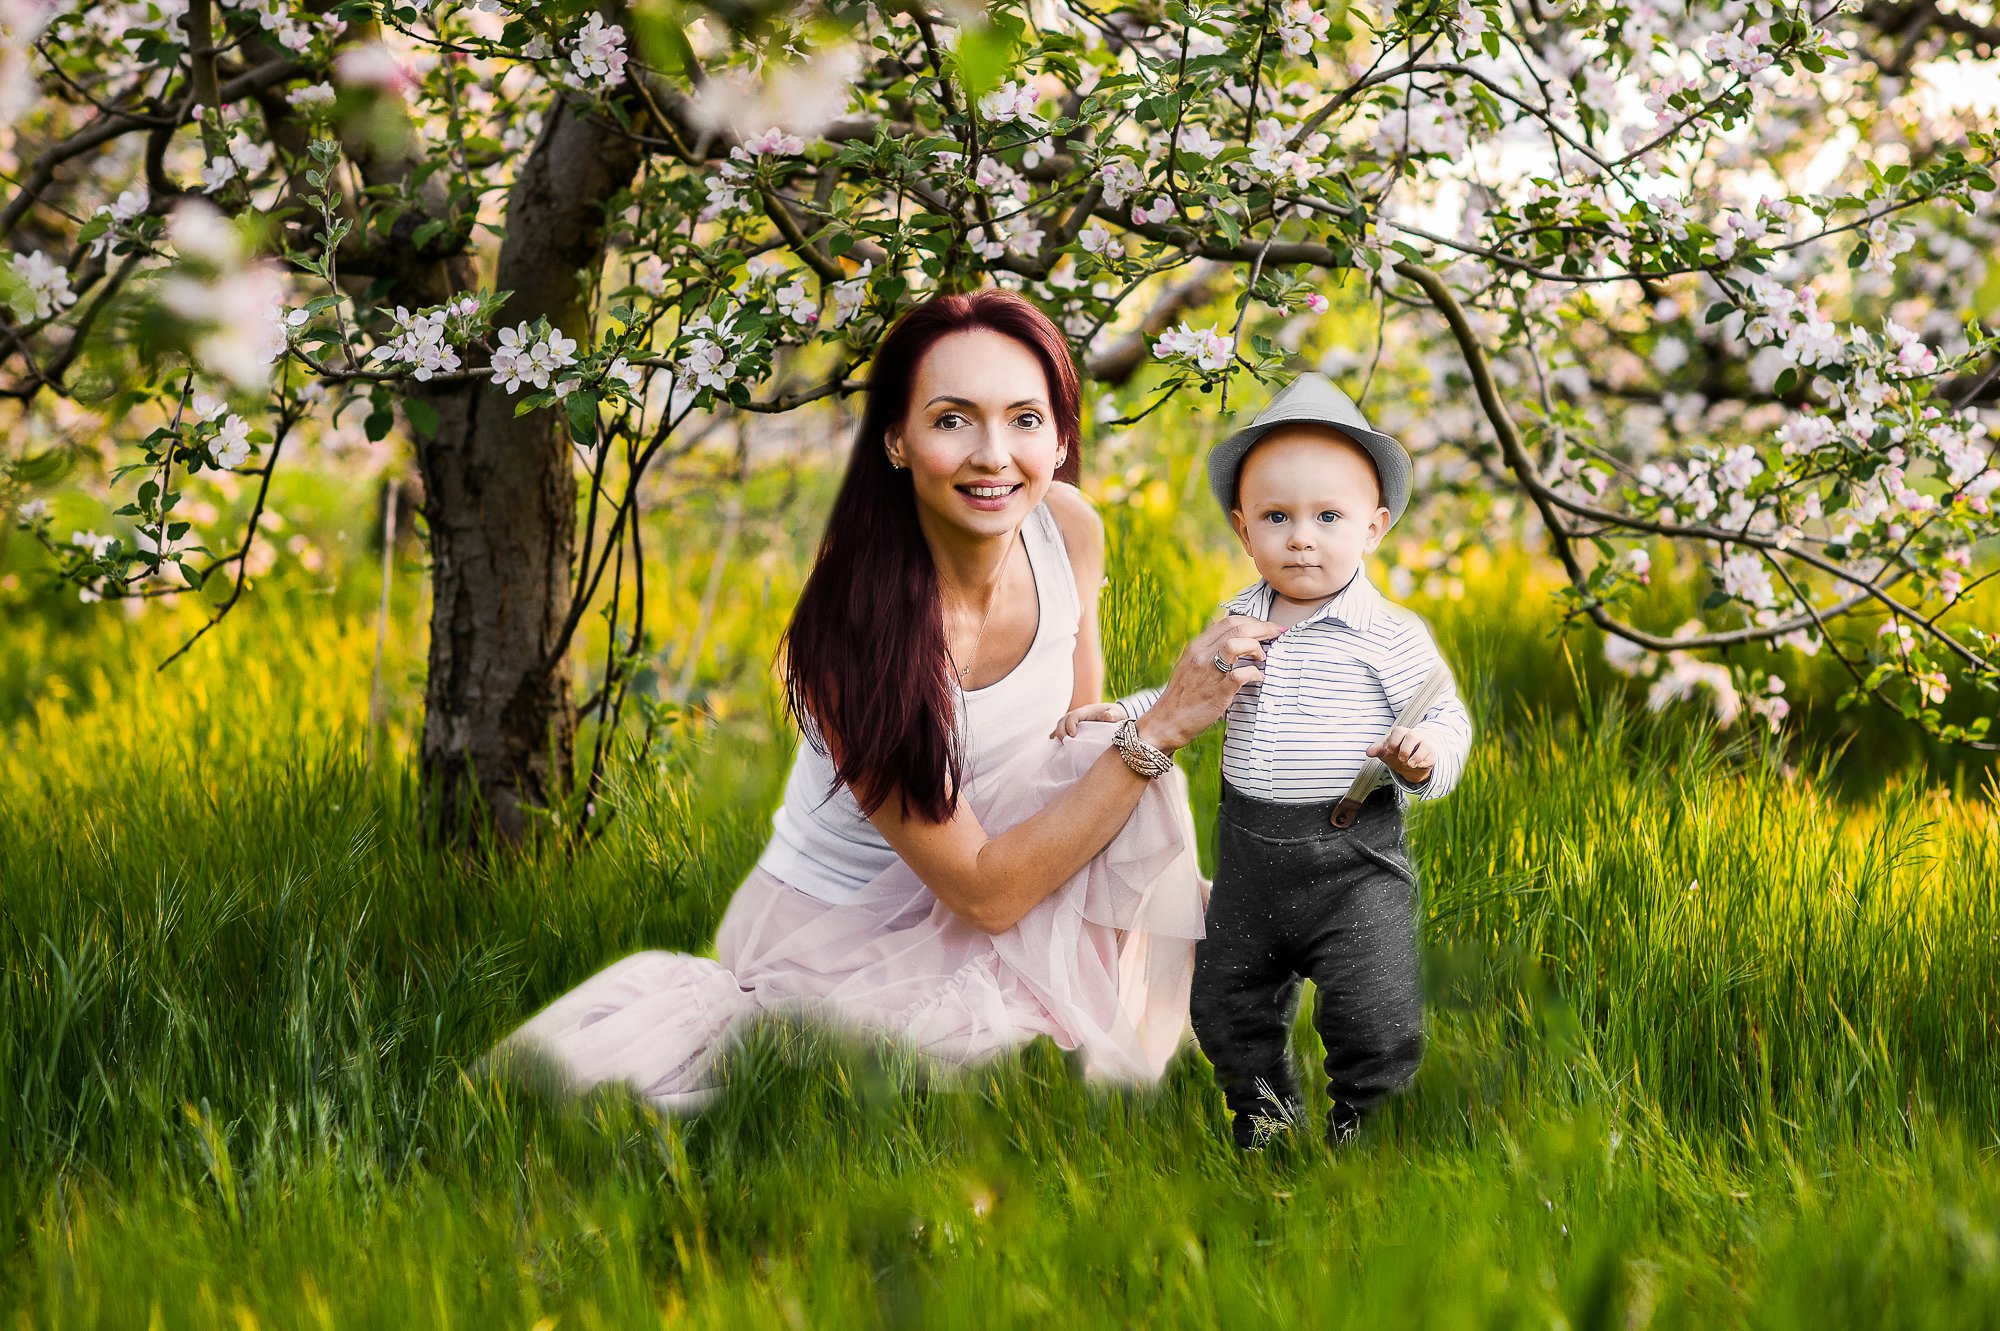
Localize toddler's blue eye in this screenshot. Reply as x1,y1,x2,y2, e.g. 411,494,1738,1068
1318,511,1340,524
1264,512,1287,524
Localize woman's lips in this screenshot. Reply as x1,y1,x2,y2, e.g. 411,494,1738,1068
956,482,1022,512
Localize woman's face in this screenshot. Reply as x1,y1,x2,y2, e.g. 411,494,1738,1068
886,329,1064,542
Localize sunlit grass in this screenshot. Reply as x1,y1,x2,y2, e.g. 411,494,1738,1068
2,465,1998,1325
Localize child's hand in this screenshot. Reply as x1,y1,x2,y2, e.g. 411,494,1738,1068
1367,725,1435,786
1051,701,1128,740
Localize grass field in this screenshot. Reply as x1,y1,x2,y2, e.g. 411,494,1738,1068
3,466,1998,1327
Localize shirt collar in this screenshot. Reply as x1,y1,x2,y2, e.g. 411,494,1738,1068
1224,565,1379,635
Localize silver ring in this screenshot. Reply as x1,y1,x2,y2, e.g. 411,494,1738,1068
1212,653,1235,674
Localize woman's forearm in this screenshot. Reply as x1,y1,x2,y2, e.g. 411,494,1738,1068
960,745,1157,933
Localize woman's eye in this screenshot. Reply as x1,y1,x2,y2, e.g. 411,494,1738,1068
1013,411,1044,429
935,412,966,429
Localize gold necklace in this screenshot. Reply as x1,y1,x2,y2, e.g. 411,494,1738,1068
944,560,1006,690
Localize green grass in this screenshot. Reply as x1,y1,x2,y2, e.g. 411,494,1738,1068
3,481,1998,1327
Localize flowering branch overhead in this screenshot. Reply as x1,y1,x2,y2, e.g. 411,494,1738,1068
2,0,1997,769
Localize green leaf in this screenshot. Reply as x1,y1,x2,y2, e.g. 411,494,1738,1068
632,4,697,74
178,561,204,590
404,398,440,440
1773,367,1797,395
77,215,111,246
955,22,1016,100
365,403,395,443
566,390,599,444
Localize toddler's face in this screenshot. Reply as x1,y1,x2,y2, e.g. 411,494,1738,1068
1229,425,1390,604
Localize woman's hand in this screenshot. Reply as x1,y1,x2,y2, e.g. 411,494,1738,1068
1133,614,1282,754
1051,701,1127,739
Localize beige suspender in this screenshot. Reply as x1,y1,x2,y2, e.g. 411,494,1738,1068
1329,660,1453,828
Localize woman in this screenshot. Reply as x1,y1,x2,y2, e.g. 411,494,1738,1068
491,290,1280,1108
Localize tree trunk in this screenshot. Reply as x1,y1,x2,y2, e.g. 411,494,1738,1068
414,97,644,845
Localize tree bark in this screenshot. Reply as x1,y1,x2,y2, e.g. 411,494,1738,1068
414,97,644,845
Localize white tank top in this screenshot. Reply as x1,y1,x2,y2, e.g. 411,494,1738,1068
757,501,1082,902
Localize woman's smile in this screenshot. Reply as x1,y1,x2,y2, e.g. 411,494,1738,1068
956,480,1024,511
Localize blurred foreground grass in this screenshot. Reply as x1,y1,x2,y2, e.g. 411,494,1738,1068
2,473,1998,1327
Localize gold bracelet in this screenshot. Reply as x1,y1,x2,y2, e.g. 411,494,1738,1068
1111,717,1175,779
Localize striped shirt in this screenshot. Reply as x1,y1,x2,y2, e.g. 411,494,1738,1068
1118,567,1473,804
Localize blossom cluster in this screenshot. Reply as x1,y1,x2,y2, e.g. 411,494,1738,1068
8,251,76,320
673,312,738,395
1275,0,1329,56
369,297,486,381
1154,322,1235,373
220,0,343,57
561,14,628,92
188,393,256,470
491,321,579,394
202,130,274,195
159,202,288,391
978,81,1045,129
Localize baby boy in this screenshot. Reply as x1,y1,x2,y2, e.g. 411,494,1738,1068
1061,372,1473,1149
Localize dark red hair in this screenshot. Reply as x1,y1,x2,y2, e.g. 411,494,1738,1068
780,289,1083,823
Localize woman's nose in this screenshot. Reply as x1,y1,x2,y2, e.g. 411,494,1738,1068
967,424,1008,468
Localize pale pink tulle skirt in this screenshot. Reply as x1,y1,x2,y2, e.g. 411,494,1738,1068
490,722,1209,1111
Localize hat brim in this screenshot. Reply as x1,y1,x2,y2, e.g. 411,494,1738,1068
1208,414,1411,528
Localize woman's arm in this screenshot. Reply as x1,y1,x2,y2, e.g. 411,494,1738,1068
866,614,1280,934
1043,481,1106,710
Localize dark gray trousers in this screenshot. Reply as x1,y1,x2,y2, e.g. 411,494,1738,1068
1190,780,1424,1147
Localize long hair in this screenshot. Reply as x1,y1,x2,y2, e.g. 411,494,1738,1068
780,289,1083,823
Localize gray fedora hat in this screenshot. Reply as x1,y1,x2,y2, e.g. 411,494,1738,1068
1207,372,1411,528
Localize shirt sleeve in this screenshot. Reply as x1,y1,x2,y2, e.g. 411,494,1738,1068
1377,618,1473,801
1115,683,1166,718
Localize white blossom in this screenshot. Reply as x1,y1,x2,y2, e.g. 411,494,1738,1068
228,131,271,175
563,13,627,90
159,203,287,390
774,280,818,325
1274,0,1329,56
1246,117,1329,186
200,155,238,194
1177,124,1224,160
741,127,805,156
828,262,871,327
1096,156,1146,209
369,305,464,381
977,80,1043,128
9,251,76,319
1718,549,1777,608
1154,321,1235,372
1705,23,1774,78
210,414,253,468
1370,96,1466,159
71,529,115,558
